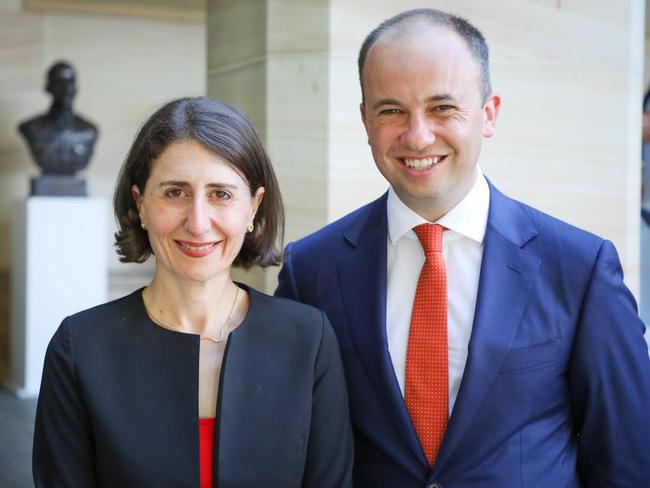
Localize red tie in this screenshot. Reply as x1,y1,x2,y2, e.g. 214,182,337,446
405,223,448,466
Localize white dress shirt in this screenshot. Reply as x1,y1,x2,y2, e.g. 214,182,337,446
386,169,490,416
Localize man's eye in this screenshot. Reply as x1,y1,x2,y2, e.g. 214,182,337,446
434,105,454,113
164,188,185,198
379,108,402,116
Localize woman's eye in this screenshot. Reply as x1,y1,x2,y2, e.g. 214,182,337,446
211,190,231,200
164,188,185,198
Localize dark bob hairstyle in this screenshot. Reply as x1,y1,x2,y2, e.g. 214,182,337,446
113,96,284,269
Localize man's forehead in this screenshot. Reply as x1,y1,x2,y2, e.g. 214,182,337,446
368,25,470,64
362,26,481,97
49,68,75,82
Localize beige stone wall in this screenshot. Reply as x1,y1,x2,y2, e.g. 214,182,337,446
0,1,205,375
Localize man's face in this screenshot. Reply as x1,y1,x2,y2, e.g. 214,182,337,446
360,28,499,220
47,68,76,110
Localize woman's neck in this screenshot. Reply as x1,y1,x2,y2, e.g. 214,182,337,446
143,272,240,338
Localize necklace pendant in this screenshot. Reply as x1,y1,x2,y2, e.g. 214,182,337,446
200,327,227,344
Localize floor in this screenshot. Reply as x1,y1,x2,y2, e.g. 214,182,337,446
0,388,37,488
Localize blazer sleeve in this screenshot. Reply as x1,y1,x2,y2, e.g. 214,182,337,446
33,317,96,487
569,240,650,486
302,311,353,488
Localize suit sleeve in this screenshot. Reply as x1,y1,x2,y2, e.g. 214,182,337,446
302,311,353,488
569,240,650,487
33,318,96,487
275,242,302,301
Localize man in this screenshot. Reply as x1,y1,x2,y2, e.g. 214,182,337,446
276,8,650,488
19,61,98,196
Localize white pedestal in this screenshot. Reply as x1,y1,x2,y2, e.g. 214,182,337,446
7,197,109,398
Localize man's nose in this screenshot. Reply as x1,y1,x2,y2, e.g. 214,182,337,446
401,113,436,151
185,198,211,235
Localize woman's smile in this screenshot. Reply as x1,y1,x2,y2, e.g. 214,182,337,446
174,239,220,258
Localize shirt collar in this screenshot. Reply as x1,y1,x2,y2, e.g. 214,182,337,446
387,167,490,245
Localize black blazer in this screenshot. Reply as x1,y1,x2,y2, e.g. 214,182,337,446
33,285,353,487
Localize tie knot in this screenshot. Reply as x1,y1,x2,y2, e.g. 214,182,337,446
413,223,445,255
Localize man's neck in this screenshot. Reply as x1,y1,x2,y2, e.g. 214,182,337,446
48,103,74,124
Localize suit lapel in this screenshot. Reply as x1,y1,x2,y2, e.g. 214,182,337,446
336,194,428,467
435,184,541,469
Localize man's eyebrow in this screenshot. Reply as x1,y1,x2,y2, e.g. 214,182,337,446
371,98,402,111
371,94,458,111
425,94,456,102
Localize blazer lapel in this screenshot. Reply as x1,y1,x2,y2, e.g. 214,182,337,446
435,184,541,468
336,194,428,467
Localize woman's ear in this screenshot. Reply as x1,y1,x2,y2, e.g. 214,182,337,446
131,185,143,214
252,186,265,218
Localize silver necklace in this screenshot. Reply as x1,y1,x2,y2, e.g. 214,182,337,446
145,286,240,343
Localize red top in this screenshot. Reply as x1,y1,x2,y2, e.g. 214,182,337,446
199,418,216,488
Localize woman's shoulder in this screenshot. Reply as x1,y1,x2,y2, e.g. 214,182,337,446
246,285,324,324
233,285,339,363
46,289,147,362
63,288,145,332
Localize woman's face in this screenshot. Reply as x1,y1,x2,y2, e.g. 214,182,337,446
133,139,264,285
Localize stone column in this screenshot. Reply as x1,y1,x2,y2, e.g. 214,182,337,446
208,0,330,292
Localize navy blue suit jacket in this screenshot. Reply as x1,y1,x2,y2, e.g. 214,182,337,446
276,183,650,487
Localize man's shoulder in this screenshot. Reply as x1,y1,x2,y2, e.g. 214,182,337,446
491,184,604,254
72,115,98,133
289,193,387,253
18,114,49,134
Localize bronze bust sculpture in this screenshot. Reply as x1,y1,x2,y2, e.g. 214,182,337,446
18,61,98,196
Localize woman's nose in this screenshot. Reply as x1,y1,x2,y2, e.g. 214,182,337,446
184,198,211,235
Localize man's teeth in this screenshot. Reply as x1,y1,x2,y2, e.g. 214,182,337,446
179,242,214,251
404,156,441,169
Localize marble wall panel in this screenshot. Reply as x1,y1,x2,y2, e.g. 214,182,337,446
327,54,384,221
207,0,266,69
207,60,266,131
0,270,8,378
266,0,328,53
265,54,329,261
0,9,43,91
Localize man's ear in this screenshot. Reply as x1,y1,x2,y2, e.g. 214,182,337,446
482,93,501,138
360,102,369,132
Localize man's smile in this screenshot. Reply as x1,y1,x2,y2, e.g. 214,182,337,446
401,155,447,170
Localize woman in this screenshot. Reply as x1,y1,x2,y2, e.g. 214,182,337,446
33,97,353,487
